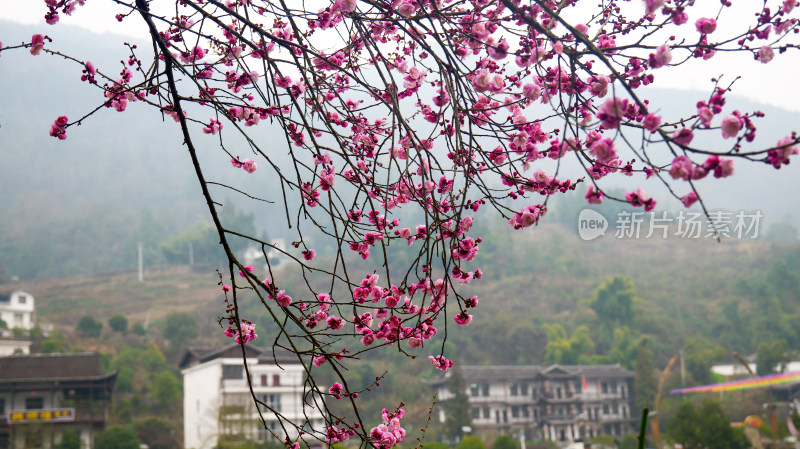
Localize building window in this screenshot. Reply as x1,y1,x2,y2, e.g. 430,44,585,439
509,383,518,396
556,387,562,399
472,408,481,419
222,365,243,380
511,406,519,418
483,406,490,419
521,383,528,395
0,398,4,415
602,404,609,415
611,381,618,393
0,296,9,303
601,382,608,393
17,296,26,304
470,384,479,397
481,384,489,396
273,374,280,386
25,397,44,410
260,394,280,412
612,403,619,414
522,406,530,418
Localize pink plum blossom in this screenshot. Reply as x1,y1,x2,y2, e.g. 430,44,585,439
720,114,741,139
649,45,672,68
30,34,45,55
669,156,694,181
672,128,694,146
757,46,775,64
585,186,604,204
644,0,666,15
597,98,628,129
695,18,717,34
242,159,257,173
428,355,454,371
642,113,661,133
681,192,699,208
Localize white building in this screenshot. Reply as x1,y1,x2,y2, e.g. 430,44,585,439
180,344,326,449
712,355,800,377
0,290,35,334
428,364,636,445
0,338,32,356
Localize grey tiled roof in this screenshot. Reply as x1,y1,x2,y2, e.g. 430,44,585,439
0,353,104,381
426,363,633,385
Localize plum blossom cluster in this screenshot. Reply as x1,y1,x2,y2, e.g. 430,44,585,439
369,408,406,449
18,0,800,445
223,318,258,344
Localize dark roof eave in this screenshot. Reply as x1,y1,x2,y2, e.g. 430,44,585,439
0,370,117,384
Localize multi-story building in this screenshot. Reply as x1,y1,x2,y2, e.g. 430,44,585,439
0,352,117,449
180,344,326,449
428,364,636,444
0,290,35,335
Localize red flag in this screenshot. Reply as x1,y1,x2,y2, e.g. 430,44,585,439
582,376,588,390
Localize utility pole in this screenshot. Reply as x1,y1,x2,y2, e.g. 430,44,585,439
138,242,143,282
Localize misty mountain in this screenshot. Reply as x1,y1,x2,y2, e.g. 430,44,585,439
1,21,798,280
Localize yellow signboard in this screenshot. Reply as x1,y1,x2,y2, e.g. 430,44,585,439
8,408,75,423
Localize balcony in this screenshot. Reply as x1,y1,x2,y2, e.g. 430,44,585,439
541,413,581,424
540,392,581,403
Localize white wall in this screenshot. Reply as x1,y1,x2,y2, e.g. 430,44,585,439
183,361,222,449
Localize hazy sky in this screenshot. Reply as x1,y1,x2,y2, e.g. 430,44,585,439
2,0,799,112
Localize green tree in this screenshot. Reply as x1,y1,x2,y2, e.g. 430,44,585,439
131,322,146,336
588,276,640,354
76,315,103,338
633,339,657,411
756,339,790,375
95,426,141,449
589,435,616,448
667,400,747,449
619,434,638,449
153,370,182,407
443,366,472,443
456,436,487,449
54,429,81,449
589,276,637,327
40,330,70,353
684,338,726,385
609,327,647,369
491,435,519,449
161,312,197,348
135,416,177,449
108,314,129,334
543,324,594,365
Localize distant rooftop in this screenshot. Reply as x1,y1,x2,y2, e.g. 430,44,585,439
0,352,108,382
426,363,633,385
179,343,300,369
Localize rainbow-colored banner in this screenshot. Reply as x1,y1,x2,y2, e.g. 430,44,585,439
670,371,800,395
